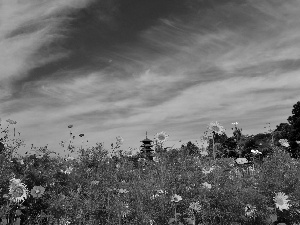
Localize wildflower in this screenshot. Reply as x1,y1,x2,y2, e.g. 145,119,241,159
120,202,130,217
244,204,257,217
90,180,99,185
200,149,209,156
9,178,29,203
58,217,71,225
279,139,290,147
274,192,290,211
154,131,169,144
65,167,73,174
189,201,202,212
202,166,215,175
199,136,209,149
116,136,124,145
232,122,238,126
31,186,45,198
61,166,73,174
202,182,212,189
251,149,262,155
65,156,75,161
6,119,17,124
150,189,166,199
118,188,129,194
208,121,225,135
153,156,159,162
236,158,248,164
68,125,73,128
296,140,300,145
171,194,182,203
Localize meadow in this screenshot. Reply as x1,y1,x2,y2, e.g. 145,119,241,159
0,121,300,225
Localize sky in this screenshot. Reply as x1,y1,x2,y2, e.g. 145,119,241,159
1,0,300,157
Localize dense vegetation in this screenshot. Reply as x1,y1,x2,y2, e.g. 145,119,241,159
0,101,300,225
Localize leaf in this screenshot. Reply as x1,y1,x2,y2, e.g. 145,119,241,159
168,218,175,224
268,214,277,223
14,218,21,225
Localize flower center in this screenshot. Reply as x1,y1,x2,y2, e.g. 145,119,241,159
158,135,165,140
36,190,40,194
212,126,220,131
276,198,284,205
13,187,24,197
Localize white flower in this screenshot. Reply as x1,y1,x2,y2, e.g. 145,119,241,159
62,167,73,174
153,156,159,162
274,192,290,211
199,136,209,150
232,122,238,125
279,139,289,147
65,156,75,161
118,188,129,194
202,166,215,175
236,158,248,164
199,149,209,157
189,201,202,212
116,136,124,145
296,140,300,145
6,119,17,124
251,149,262,155
202,182,212,189
208,121,225,135
171,194,182,203
154,131,169,144
245,204,257,217
9,178,28,203
90,180,99,185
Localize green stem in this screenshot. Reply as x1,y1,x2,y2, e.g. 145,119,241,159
212,133,215,160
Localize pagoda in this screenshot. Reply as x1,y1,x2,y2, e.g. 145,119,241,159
140,132,154,160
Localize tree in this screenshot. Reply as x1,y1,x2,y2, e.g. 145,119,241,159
286,101,300,158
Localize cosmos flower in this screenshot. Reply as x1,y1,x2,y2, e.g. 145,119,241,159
116,136,124,145
274,192,290,211
30,186,45,198
171,194,182,203
199,136,209,149
152,156,159,162
244,204,257,217
236,158,248,164
90,180,100,185
154,131,169,144
120,202,130,218
199,149,209,157
189,201,202,212
6,119,17,125
208,121,225,135
9,178,29,203
118,188,129,194
202,182,212,189
202,166,215,175
251,149,262,155
279,139,290,147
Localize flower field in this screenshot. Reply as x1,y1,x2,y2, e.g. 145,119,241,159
0,120,300,225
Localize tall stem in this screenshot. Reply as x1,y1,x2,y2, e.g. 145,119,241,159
212,133,215,160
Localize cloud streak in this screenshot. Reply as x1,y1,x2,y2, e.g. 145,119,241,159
1,0,300,155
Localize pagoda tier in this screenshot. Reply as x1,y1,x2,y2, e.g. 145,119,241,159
140,132,154,160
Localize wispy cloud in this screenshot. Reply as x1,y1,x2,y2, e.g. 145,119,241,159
1,0,300,155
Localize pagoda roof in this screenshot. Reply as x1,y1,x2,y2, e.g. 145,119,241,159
140,137,153,142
